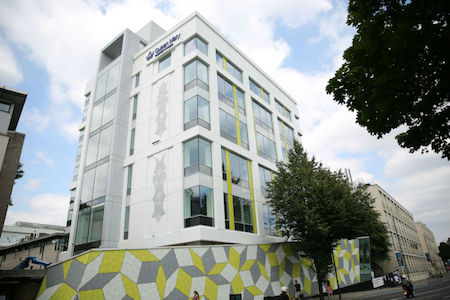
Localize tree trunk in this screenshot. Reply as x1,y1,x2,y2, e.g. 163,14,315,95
317,280,324,300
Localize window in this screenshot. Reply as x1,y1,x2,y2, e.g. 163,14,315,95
275,100,291,120
85,126,112,166
278,120,294,162
224,195,253,233
217,75,245,113
184,137,212,176
75,205,104,245
184,95,210,130
95,63,119,101
80,162,108,205
132,95,138,120
216,52,243,82
249,78,269,103
184,186,214,227
134,72,140,88
124,164,133,239
256,131,277,163
184,36,207,56
129,128,135,156
262,203,277,237
219,110,249,150
253,101,273,132
158,54,171,72
90,94,116,133
184,59,209,91
259,165,273,196
221,149,249,189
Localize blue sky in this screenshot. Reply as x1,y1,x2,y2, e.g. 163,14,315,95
0,0,449,243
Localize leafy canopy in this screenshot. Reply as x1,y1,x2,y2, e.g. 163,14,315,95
326,0,450,159
267,142,389,294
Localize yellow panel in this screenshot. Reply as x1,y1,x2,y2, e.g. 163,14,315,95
344,250,351,262
303,276,311,295
260,87,264,100
233,85,241,147
76,253,90,265
259,244,271,252
339,268,348,275
229,247,240,270
129,250,159,262
302,257,312,269
156,264,166,299
247,160,257,234
231,273,244,294
279,258,285,279
344,239,348,248
63,260,72,280
36,276,46,298
190,249,206,274
356,275,360,282
79,289,104,300
246,286,263,296
282,244,293,256
240,260,255,271
335,245,342,257
204,277,218,300
176,268,192,297
99,250,125,273
208,262,228,275
257,261,269,281
223,57,227,71
329,277,337,290
121,274,141,300
267,252,278,267
49,283,76,300
88,251,103,264
225,150,235,230
292,263,300,278
333,252,339,268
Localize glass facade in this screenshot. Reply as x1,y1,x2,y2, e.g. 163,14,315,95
124,164,133,240
278,120,294,162
95,63,119,101
135,72,140,88
249,79,269,104
258,165,272,196
184,186,214,227
184,137,212,176
217,75,245,113
253,101,273,132
184,36,208,56
184,95,210,130
184,59,209,91
223,194,253,233
221,149,249,189
275,100,291,120
262,203,277,236
256,132,277,162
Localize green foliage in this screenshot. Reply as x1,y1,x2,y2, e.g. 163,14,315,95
326,0,450,159
267,142,389,297
15,162,24,181
438,242,450,263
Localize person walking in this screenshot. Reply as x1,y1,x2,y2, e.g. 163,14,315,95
193,291,199,300
280,286,291,300
326,280,333,299
294,280,304,299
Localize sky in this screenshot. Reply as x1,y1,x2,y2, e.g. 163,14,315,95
0,0,449,243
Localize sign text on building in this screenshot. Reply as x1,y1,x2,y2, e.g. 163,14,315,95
146,33,181,61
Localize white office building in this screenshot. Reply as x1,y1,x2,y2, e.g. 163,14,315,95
64,12,301,257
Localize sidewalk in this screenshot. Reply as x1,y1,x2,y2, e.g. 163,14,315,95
310,273,449,299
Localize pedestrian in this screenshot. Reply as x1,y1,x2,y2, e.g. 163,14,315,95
280,286,291,300
193,291,199,300
294,280,304,299
394,274,399,285
326,280,333,299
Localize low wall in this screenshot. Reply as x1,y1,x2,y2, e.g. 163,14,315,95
36,240,360,300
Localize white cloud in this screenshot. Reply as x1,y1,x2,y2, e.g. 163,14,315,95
23,177,44,191
0,35,23,86
35,151,55,170
21,107,51,132
6,193,69,226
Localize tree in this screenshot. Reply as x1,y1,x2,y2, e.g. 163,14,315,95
267,142,389,300
15,162,24,181
326,0,450,159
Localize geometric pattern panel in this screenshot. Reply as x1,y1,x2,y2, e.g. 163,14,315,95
37,240,360,300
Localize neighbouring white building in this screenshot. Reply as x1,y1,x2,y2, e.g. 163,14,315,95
63,12,301,258
0,221,66,247
366,184,429,281
415,221,446,276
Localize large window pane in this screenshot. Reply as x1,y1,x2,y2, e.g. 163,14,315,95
240,122,248,145
229,154,239,179
184,38,196,55
91,102,103,132
197,38,207,55
227,113,237,138
159,54,171,72
184,61,196,84
239,158,249,182
85,133,100,166
199,138,211,167
200,186,213,217
184,186,213,227
97,126,112,160
75,208,90,244
80,169,95,203
106,64,119,93
198,96,209,123
102,94,115,125
233,196,242,223
95,73,107,101
243,200,251,224
184,97,197,123
92,162,108,200
88,206,104,242
236,89,245,111
197,60,208,84
184,138,198,167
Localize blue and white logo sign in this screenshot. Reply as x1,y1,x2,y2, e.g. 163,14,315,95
146,33,181,61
